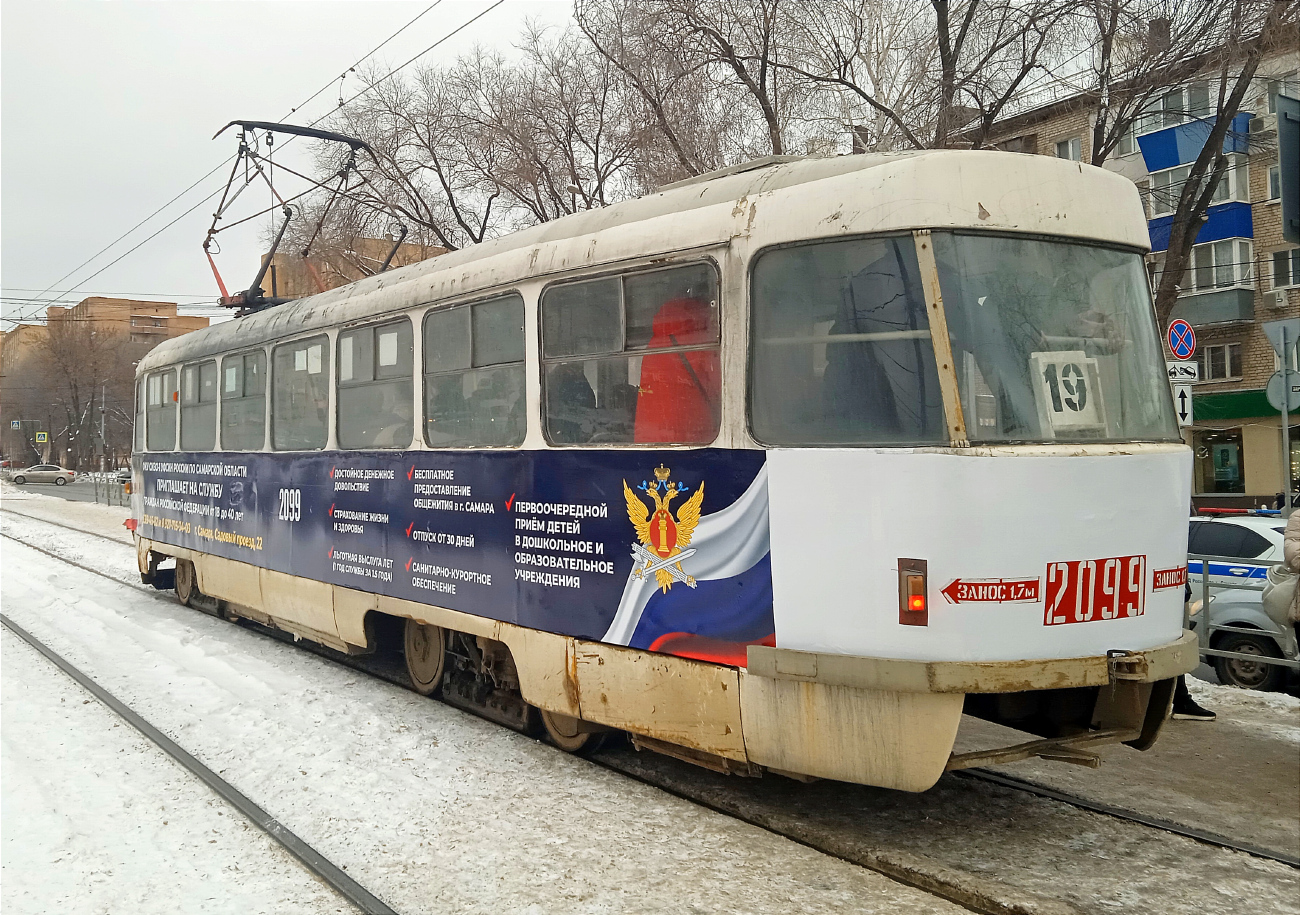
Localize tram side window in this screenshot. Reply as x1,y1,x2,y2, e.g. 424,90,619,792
750,236,944,445
541,264,720,445
423,294,526,447
180,361,218,451
221,351,266,451
338,319,414,449
134,380,145,452
145,369,178,451
273,336,330,450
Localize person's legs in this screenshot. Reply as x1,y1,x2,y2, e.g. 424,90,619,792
1172,674,1216,720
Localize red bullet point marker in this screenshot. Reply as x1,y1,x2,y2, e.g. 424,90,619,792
506,493,515,510
406,522,414,537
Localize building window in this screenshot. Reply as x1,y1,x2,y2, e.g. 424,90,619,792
272,336,330,451
1148,155,1246,218
338,318,414,449
1055,137,1081,161
1267,75,1299,115
1269,164,1282,201
1275,249,1300,290
1151,239,1253,294
1193,342,1243,381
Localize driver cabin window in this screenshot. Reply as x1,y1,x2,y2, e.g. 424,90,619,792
541,263,720,445
272,336,330,450
749,236,944,445
146,369,178,451
338,318,414,449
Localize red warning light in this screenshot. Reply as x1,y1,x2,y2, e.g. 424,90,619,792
899,559,928,626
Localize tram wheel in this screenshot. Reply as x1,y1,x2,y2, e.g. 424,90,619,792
175,558,198,606
539,709,608,754
404,620,446,696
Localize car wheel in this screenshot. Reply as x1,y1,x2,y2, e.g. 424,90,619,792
55,476,67,485
1213,632,1286,691
13,476,25,484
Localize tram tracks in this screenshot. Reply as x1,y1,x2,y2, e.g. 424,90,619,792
3,507,1297,915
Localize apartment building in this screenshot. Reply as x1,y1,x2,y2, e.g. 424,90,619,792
985,49,1300,507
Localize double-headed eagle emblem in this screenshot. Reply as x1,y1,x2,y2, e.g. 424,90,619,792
623,465,704,593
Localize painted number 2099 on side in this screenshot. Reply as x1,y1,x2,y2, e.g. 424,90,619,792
277,488,302,522
1043,555,1146,626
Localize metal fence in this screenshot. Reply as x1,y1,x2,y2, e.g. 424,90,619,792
1188,552,1300,673
82,472,130,507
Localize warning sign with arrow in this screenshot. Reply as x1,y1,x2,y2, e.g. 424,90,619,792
942,577,1041,604
1172,383,1193,427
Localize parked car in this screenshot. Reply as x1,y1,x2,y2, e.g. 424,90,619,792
1188,512,1297,690
1187,514,1284,588
11,464,76,485
115,467,132,483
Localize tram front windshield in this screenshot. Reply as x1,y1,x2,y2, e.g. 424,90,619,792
749,232,1179,445
933,233,1178,443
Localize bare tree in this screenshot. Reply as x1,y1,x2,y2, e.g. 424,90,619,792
38,319,135,469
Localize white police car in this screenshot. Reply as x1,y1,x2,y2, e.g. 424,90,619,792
1187,514,1284,588
1188,512,1297,691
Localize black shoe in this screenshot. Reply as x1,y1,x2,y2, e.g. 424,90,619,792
1172,701,1216,721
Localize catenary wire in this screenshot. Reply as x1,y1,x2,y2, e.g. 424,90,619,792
23,2,457,312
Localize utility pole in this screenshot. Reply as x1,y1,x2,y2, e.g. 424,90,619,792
100,384,107,472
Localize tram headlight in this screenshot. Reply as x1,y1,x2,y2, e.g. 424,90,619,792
898,558,928,626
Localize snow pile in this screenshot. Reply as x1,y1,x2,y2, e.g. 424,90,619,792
1186,676,1300,713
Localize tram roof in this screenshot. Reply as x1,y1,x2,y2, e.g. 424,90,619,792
141,150,1148,373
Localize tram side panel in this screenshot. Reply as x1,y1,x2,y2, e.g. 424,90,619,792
135,449,774,661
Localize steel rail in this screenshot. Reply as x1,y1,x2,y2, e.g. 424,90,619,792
5,509,1299,872
957,769,1299,868
0,545,400,915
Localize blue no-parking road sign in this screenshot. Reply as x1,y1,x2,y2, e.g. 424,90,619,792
1168,319,1196,360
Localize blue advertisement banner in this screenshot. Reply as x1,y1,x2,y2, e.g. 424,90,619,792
139,449,773,662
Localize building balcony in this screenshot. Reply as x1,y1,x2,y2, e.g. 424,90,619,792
1169,286,1255,327
1137,112,1251,173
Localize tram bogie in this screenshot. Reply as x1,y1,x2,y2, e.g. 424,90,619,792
131,151,1198,790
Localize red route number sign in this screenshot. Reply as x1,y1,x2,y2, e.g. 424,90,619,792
1044,555,1146,626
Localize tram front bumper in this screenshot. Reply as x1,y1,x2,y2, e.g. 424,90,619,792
738,632,1197,790
744,630,1198,694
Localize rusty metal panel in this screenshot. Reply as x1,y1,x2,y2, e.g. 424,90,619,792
194,552,263,609
746,631,1198,694
573,640,747,761
260,567,338,638
739,672,964,792
499,628,580,718
333,586,376,648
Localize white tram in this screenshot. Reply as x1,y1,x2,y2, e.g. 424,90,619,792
131,151,1198,791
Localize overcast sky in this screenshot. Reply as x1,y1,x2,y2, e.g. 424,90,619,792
0,0,573,329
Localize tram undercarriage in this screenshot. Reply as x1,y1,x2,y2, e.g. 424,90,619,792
141,542,1195,792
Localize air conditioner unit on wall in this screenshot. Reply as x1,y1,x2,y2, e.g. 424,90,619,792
1269,289,1288,308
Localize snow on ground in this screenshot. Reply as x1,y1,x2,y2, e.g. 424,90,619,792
1,629,350,915
1,481,132,543
0,521,964,915
1186,677,1300,745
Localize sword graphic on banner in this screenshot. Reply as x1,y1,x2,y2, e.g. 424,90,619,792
630,543,698,588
